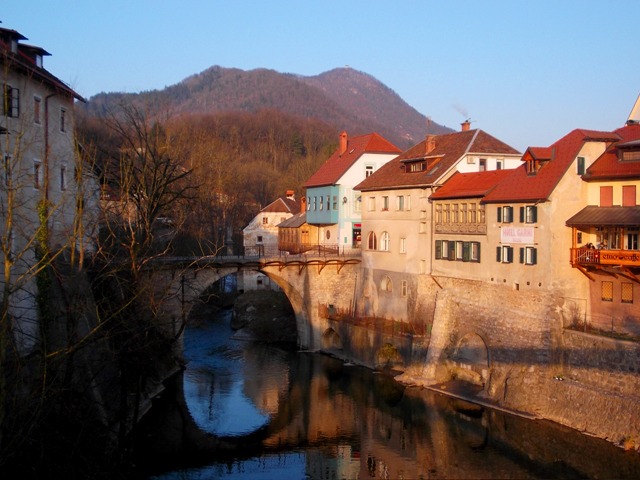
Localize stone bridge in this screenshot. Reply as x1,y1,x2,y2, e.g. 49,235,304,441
145,254,362,352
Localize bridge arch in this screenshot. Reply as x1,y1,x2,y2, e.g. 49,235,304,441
448,332,490,387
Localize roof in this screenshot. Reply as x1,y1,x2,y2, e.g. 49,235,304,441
482,129,618,204
0,26,85,102
430,169,514,200
278,212,307,228
304,132,401,188
355,129,519,192
582,124,640,180
566,205,640,227
260,196,300,214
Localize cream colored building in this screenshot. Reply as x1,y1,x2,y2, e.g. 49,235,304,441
353,123,520,320
1,27,96,353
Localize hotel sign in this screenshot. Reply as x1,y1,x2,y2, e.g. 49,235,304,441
501,227,535,244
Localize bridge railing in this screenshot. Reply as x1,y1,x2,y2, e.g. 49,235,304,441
240,243,361,259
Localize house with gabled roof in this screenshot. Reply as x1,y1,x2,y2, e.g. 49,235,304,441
431,169,512,279
565,122,640,335
481,128,617,317
303,131,401,251
352,121,520,321
243,190,301,256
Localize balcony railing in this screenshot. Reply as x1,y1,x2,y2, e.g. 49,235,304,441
570,247,640,267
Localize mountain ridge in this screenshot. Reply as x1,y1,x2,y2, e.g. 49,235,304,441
82,66,452,149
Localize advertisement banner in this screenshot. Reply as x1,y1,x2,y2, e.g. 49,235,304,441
501,226,535,244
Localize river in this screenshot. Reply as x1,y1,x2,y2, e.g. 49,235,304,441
133,309,640,479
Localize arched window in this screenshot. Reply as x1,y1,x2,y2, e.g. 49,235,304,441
380,231,390,251
367,231,377,250
380,276,392,292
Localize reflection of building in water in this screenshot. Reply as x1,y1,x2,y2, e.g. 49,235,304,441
306,444,360,480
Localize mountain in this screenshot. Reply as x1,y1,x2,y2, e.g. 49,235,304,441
82,66,452,149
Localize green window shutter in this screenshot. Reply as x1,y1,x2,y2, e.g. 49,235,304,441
474,242,481,262
507,247,514,263
531,206,538,223
435,240,442,259
519,206,525,223
531,247,538,265
462,242,470,262
497,207,502,222
496,246,502,262
519,247,525,264
448,240,456,260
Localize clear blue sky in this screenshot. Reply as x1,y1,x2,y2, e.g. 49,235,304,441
4,1,639,151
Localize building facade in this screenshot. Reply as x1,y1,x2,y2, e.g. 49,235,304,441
1,27,96,353
243,190,300,256
304,131,401,251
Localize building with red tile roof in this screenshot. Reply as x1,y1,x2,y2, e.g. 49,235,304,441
243,190,301,256
303,131,401,250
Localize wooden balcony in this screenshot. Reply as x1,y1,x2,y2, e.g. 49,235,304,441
570,247,640,267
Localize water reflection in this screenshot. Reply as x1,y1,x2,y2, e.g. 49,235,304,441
135,311,640,479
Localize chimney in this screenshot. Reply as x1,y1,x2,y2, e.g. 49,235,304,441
426,135,436,154
286,190,295,200
339,131,348,155
461,119,471,132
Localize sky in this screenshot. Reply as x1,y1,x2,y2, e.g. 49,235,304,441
3,0,639,152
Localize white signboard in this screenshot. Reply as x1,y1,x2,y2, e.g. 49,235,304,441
501,226,535,244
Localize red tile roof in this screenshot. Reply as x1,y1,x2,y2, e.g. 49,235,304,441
482,129,618,204
260,196,301,214
582,124,640,180
304,133,401,188
355,129,519,192
430,170,514,200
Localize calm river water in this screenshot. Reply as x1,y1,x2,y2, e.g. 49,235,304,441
134,309,640,479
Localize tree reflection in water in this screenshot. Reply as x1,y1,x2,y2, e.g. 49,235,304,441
134,311,640,479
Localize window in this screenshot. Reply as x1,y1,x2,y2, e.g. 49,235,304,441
406,195,411,211
307,197,311,210
257,235,263,244
382,276,392,292
34,96,41,124
461,203,468,223
496,160,503,170
60,164,67,191
365,165,374,177
326,195,330,210
520,246,538,265
443,204,450,224
497,206,513,223
367,232,377,250
621,150,640,161
3,85,19,118
435,204,442,224
368,196,375,211
452,204,459,223
479,158,486,171
354,194,361,212
455,241,464,260
60,107,66,132
332,196,337,210
479,204,486,224
627,233,638,250
469,203,477,223
319,196,324,210
435,240,445,259
396,195,405,211
380,231,390,251
409,162,425,172
447,240,456,260
520,205,538,223
382,196,389,211
33,160,42,188
401,280,408,297
496,245,514,263
262,216,269,225
399,237,406,254
469,242,481,262
622,283,634,304
623,185,636,207
600,186,613,207
601,281,613,302
577,156,585,175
